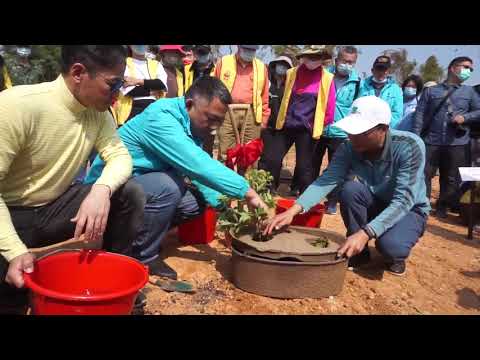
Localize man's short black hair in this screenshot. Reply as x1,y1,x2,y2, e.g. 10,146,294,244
338,46,358,56
448,56,473,69
60,45,127,75
402,74,424,94
185,76,232,106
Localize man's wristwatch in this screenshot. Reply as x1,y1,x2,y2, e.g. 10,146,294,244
362,225,376,240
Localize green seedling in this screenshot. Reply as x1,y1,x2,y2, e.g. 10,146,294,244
218,169,276,241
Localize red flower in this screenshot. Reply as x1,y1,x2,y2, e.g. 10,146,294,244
226,138,264,172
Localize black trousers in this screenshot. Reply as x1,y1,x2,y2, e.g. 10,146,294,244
425,144,468,209
0,180,146,309
260,128,317,194
312,137,352,203
258,128,280,189
312,137,345,178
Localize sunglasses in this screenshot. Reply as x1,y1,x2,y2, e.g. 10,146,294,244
96,72,125,93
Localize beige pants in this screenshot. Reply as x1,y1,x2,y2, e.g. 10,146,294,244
217,104,261,163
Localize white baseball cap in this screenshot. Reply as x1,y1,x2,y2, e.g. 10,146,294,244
334,96,391,135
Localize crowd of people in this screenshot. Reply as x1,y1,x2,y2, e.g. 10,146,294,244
1,44,479,314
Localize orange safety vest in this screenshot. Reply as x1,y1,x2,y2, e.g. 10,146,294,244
218,54,266,124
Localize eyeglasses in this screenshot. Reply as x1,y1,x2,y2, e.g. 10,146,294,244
96,72,125,93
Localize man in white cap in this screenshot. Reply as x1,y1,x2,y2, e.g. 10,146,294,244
265,96,431,276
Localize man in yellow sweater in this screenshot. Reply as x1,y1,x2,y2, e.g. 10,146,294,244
0,45,145,313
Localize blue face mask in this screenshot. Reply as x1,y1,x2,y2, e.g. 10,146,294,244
239,48,256,63
337,63,353,76
456,68,472,82
131,45,147,55
403,87,417,97
275,64,288,76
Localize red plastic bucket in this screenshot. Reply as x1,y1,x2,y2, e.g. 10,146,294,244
24,250,148,315
178,206,217,245
276,198,325,228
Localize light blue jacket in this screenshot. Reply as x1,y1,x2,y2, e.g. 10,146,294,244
323,66,361,138
296,130,430,238
396,96,418,132
359,76,404,129
85,97,249,208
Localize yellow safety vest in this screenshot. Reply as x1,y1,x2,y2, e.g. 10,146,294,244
276,66,334,139
184,63,216,92
175,68,185,97
111,57,161,126
460,184,480,204
218,54,266,124
2,66,12,89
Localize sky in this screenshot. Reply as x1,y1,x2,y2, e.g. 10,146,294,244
219,45,480,85
354,45,480,85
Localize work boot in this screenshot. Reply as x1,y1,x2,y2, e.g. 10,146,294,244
450,205,461,215
347,248,371,268
385,260,406,276
148,259,178,280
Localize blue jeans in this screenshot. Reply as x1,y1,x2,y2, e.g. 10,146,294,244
131,171,206,264
339,181,426,262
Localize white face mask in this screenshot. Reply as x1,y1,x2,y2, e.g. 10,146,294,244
303,58,322,70
372,77,387,84
16,47,31,58
275,64,289,75
239,48,256,63
337,63,354,76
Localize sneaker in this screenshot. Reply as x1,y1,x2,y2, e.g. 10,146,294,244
385,260,406,276
435,207,448,219
148,259,178,280
347,249,371,268
450,205,460,215
325,201,337,215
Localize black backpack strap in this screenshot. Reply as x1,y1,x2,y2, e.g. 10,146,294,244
421,86,459,138
353,79,360,100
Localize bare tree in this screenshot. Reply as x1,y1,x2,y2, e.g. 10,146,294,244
382,48,417,83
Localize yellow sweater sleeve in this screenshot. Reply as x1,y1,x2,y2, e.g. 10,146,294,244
0,100,29,261
93,111,133,194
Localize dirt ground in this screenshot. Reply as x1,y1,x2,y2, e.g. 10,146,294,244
142,152,480,315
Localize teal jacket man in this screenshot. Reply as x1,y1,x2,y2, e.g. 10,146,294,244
85,97,249,208
323,66,362,138
359,76,403,129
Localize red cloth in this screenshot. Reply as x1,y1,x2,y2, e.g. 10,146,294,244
226,138,264,172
